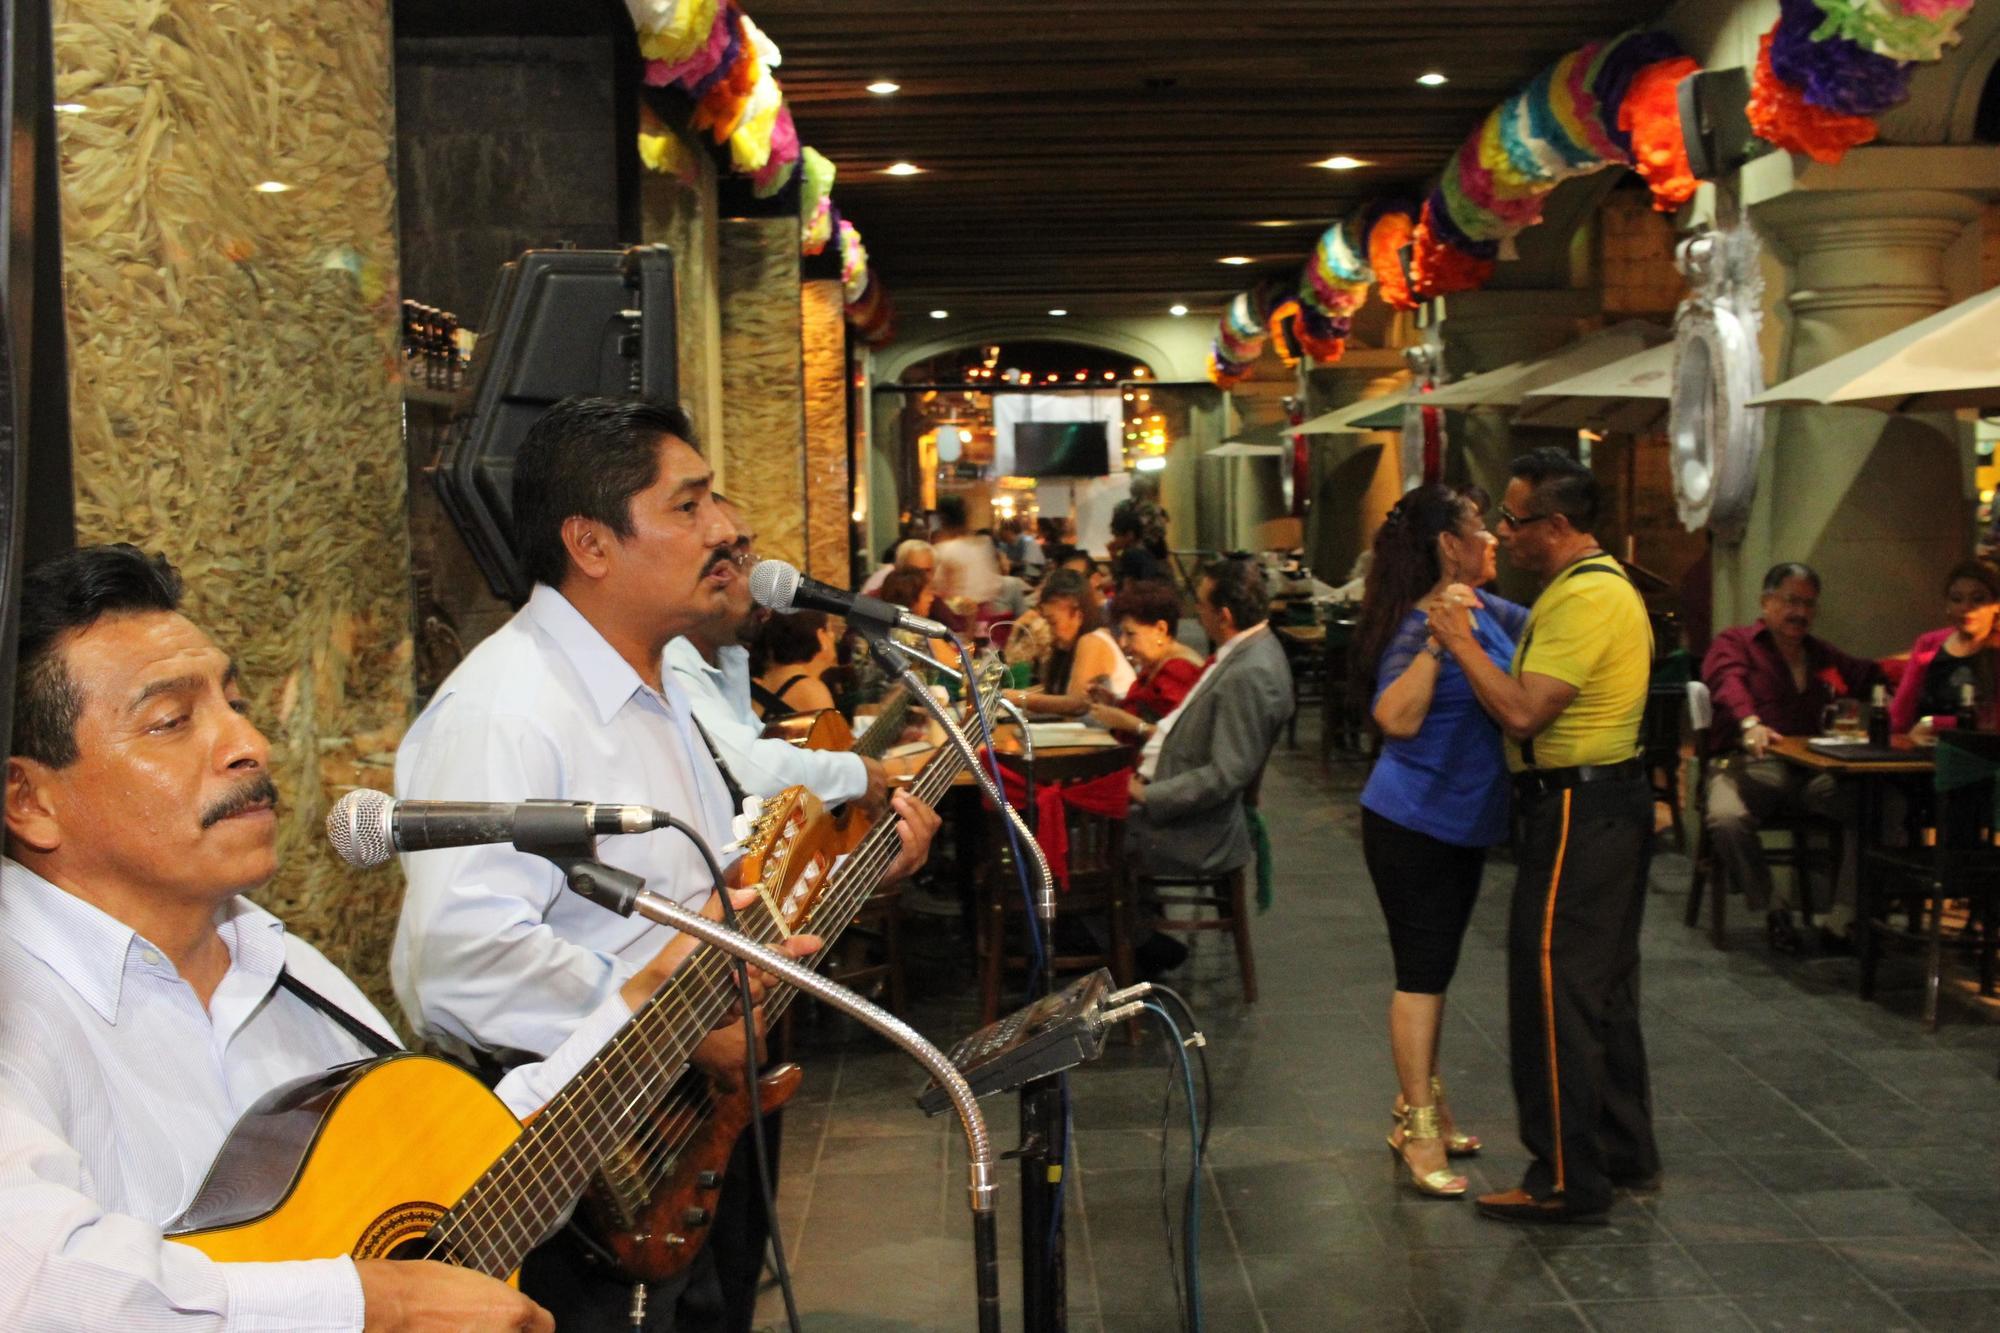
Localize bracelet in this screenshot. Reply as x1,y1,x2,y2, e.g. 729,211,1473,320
1422,638,1445,661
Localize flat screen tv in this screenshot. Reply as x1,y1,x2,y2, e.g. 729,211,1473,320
1011,421,1111,477
436,244,678,604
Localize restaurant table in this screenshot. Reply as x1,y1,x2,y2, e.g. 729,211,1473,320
1769,734,1934,977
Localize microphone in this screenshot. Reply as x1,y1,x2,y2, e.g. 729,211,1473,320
326,789,667,869
749,558,952,640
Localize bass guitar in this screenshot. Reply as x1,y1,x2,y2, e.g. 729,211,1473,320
578,662,1004,1282
163,679,984,1278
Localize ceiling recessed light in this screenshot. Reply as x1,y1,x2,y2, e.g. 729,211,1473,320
1169,304,1189,317
883,161,925,176
1417,72,1450,87
867,81,901,95
253,180,292,193
929,309,949,319
1134,456,1167,473
54,102,87,114
1313,155,1367,171
1048,308,1068,317
1218,256,1253,266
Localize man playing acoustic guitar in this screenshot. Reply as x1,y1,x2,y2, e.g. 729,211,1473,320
0,542,815,1330
393,397,939,1332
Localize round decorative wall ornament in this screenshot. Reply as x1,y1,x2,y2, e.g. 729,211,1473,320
1670,225,1767,541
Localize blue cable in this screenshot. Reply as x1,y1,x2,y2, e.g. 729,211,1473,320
948,629,1046,986
1145,1001,1204,1332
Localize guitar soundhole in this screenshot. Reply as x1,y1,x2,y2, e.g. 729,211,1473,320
357,1201,448,1261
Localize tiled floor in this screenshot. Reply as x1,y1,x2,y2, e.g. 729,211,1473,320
755,718,2000,1331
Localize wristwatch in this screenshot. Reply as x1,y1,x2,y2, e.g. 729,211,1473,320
1422,639,1445,661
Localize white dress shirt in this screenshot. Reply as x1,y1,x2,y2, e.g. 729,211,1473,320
0,860,630,1331
393,584,738,1061
664,638,867,805
1138,623,1267,780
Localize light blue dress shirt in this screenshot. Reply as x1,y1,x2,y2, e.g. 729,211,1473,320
663,638,868,806
0,860,630,1330
393,584,739,1061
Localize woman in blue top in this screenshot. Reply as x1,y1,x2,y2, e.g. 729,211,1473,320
1353,484,1527,1198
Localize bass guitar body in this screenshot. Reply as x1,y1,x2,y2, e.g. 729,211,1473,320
168,1053,523,1280
580,1063,803,1281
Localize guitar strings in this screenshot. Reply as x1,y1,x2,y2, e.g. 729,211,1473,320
613,751,959,1199
417,721,973,1275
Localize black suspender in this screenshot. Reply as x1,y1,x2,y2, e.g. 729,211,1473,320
1519,559,1635,771
276,968,399,1057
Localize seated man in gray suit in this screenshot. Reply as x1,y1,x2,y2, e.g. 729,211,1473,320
1126,557,1294,971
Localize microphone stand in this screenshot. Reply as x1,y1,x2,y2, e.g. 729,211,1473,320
860,630,1069,1333
561,858,1002,1333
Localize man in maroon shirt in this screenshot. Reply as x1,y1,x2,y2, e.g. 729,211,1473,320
1701,562,1883,950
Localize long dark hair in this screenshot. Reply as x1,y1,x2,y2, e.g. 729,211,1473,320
1352,484,1482,696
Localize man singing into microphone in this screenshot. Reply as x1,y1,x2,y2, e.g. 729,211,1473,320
392,396,938,1332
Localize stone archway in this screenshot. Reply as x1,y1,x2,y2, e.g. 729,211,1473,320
873,318,1200,384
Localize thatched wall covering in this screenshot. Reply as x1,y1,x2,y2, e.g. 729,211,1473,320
718,218,807,567
800,279,850,585
53,0,413,1018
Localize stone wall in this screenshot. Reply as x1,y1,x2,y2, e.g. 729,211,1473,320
53,0,413,1016
718,218,808,568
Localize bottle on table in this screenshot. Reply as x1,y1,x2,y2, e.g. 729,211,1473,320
1955,681,1979,733
1868,683,1891,747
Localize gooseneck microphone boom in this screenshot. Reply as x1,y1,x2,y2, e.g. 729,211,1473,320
749,558,952,639
325,789,668,869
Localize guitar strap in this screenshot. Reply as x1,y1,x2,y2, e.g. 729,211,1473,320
276,968,399,1058
691,717,750,812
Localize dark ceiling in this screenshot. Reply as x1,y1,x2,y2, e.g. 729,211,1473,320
752,1,1675,320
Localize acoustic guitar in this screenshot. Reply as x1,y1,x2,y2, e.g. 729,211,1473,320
164,693,981,1279
761,683,916,760
577,662,1004,1283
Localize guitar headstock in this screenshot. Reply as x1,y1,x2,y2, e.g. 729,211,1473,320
735,786,838,939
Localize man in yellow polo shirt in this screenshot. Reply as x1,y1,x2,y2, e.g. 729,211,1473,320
1429,446,1658,1225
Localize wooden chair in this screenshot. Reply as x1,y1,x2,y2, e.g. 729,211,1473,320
1682,680,1835,948
1860,732,2000,1029
974,745,1137,1027
1133,766,1269,1004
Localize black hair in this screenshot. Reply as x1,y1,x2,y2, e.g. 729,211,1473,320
1761,562,1823,595
1352,485,1482,695
935,495,967,530
1109,502,1143,539
12,544,185,767
1943,558,2000,602
1508,446,1599,531
1200,556,1268,633
1110,579,1183,634
510,395,700,591
751,610,830,673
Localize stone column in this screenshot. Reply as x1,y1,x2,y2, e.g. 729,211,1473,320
718,218,808,569
800,279,851,584
1300,356,1408,584
1737,185,1984,654
54,0,410,1015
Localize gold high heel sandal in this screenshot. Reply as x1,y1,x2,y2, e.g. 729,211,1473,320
1392,1076,1483,1158
1387,1104,1468,1198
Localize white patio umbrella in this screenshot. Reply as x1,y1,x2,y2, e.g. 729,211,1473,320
1750,284,2000,412
1515,341,1676,434
1292,393,1410,434
1421,320,1671,410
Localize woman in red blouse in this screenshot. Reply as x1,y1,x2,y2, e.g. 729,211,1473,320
1013,580,1204,741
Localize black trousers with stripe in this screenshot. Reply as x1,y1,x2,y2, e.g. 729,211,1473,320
1506,773,1660,1214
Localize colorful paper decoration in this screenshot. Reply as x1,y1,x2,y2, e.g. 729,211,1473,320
1749,0,1975,163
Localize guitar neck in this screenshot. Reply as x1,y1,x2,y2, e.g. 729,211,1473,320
434,708,976,1278
852,687,914,760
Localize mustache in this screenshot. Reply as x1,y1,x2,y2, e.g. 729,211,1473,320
703,545,748,576
201,775,279,828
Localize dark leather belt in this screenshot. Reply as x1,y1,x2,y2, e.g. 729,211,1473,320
1513,757,1645,800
